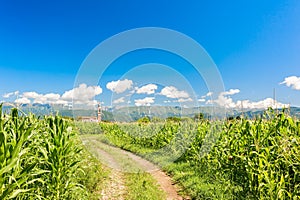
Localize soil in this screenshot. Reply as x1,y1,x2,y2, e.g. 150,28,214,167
81,135,187,200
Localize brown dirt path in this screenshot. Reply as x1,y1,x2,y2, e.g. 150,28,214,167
81,138,126,199
81,135,186,200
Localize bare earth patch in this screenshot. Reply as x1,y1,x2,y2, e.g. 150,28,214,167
100,170,126,200
81,135,187,200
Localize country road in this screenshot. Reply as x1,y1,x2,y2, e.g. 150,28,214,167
80,135,184,200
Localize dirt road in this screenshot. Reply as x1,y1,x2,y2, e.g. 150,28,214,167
81,135,184,200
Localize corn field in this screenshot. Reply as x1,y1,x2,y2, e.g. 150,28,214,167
99,110,300,199
0,105,86,199
3,103,299,199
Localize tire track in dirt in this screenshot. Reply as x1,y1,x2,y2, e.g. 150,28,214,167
81,135,185,200
81,138,126,200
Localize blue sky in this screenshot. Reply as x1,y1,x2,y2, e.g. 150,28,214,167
0,0,300,108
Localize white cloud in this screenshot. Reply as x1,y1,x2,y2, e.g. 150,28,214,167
52,99,69,105
235,98,288,110
280,76,300,90
159,86,189,99
206,99,213,105
3,91,19,98
177,98,193,103
221,89,240,96
106,79,133,94
3,92,13,98
33,96,47,104
62,83,102,104
210,89,288,109
44,93,60,100
136,84,158,94
134,97,155,106
15,97,30,104
23,92,41,99
113,97,125,104
206,92,213,97
86,100,98,107
198,98,206,102
208,89,241,108
6,84,102,106
21,92,61,105
213,93,236,108
201,92,213,98
33,93,67,105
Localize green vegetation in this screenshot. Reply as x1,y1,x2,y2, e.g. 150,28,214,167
98,109,300,199
2,103,299,199
76,121,103,134
125,173,165,200
137,116,151,123
0,105,106,199
79,134,166,200
77,147,109,200
166,116,181,122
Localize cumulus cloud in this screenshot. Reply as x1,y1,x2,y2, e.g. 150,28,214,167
213,93,237,108
32,93,66,105
113,97,125,104
106,79,133,94
23,92,41,99
86,100,98,107
177,98,193,103
3,91,19,98
136,84,158,94
52,99,69,105
234,98,288,110
209,89,288,109
206,92,213,97
44,93,60,100
208,89,240,108
198,98,206,102
159,86,189,99
62,83,102,104
3,93,14,98
134,97,155,106
15,97,30,104
280,76,300,90
33,96,47,104
201,92,213,98
4,84,102,106
221,89,240,96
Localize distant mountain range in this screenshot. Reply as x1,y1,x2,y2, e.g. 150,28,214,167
1,103,300,121
109,106,300,121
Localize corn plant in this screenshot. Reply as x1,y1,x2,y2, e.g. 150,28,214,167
0,106,45,199
37,116,86,199
0,105,87,199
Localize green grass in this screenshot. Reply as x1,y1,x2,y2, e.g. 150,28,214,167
125,172,165,200
77,146,110,200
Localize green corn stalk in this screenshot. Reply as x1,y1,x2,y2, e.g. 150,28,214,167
0,105,87,199
0,105,45,199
